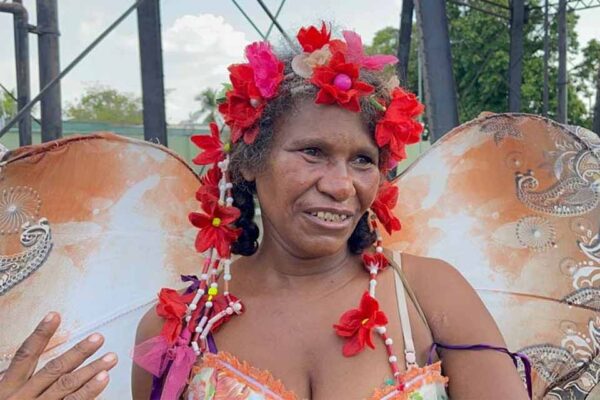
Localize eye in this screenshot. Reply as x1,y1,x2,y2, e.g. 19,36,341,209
301,147,322,158
353,154,375,166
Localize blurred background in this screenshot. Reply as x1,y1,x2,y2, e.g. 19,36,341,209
0,0,599,171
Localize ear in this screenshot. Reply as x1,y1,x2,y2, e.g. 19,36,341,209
240,168,256,183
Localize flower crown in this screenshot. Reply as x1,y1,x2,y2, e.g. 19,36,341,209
218,22,424,168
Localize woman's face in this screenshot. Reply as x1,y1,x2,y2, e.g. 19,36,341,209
250,100,381,258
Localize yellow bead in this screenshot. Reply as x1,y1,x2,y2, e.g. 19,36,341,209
208,287,218,296
223,142,231,153
212,217,221,227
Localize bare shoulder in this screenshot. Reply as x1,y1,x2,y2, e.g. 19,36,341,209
399,253,497,343
131,306,162,399
399,253,529,399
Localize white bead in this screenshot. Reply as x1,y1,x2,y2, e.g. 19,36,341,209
210,282,218,288
369,267,378,275
188,303,197,311
370,279,377,286
226,197,234,205
376,246,383,253
226,182,233,189
205,301,213,308
224,273,232,281
405,351,417,364
224,259,232,266
217,161,224,168
224,291,230,296
375,326,387,334
185,315,192,322
195,325,202,333
233,303,242,312
388,355,397,363
201,274,209,280
226,307,234,315
385,338,393,345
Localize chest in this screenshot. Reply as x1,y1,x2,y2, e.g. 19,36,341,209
200,270,435,399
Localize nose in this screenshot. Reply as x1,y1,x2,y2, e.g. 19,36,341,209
316,161,356,202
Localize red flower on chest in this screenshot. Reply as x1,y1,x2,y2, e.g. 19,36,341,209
334,291,388,357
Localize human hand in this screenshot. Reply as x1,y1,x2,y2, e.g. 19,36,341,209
0,312,118,400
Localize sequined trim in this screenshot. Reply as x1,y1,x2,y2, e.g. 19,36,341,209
367,362,449,400
192,352,298,400
191,352,448,400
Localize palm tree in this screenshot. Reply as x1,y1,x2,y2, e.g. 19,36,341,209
189,88,218,124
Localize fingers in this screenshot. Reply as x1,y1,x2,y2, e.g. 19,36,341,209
1,312,61,392
19,333,105,398
38,353,117,400
62,371,110,400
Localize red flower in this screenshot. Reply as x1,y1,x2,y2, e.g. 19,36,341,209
297,22,331,52
218,64,264,144
334,292,388,357
189,201,241,257
371,181,401,235
156,288,194,344
362,252,389,273
191,122,230,166
311,52,374,112
375,88,424,162
195,164,222,205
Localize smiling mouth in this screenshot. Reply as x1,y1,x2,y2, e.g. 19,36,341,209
307,211,351,223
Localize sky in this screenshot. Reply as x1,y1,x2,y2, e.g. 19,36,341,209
0,0,598,124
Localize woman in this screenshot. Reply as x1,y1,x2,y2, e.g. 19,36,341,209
131,23,530,399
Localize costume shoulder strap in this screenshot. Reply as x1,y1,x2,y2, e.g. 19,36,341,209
390,250,431,368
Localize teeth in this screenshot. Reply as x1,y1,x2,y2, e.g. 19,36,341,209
311,211,348,222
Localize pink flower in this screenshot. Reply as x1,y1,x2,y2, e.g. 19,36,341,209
342,30,398,71
245,42,284,99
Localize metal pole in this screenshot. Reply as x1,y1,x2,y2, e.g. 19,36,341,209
137,0,167,145
557,0,568,123
543,0,549,116
0,0,145,138
398,0,414,86
265,0,286,39
509,0,525,112
255,0,297,50
37,0,62,142
593,67,600,134
414,0,459,142
0,1,32,145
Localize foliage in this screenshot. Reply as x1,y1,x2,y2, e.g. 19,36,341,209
65,84,142,124
0,89,17,120
188,88,219,124
366,0,595,129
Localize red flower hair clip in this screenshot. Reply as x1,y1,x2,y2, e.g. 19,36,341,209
371,180,402,235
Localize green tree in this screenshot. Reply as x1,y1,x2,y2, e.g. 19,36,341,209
367,1,591,127
573,39,600,127
187,88,218,124
66,84,142,124
0,89,17,120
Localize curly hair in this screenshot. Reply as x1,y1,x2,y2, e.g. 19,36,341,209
228,50,394,256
